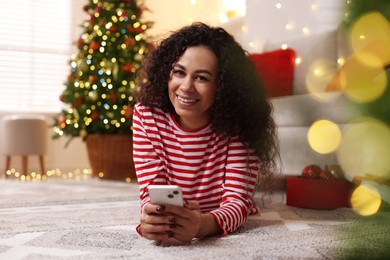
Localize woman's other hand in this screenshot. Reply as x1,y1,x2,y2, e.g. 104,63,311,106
139,200,204,245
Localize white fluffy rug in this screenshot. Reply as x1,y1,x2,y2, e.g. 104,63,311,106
0,179,389,259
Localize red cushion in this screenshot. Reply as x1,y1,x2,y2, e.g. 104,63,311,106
249,49,295,98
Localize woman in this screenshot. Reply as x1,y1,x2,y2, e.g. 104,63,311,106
133,22,278,245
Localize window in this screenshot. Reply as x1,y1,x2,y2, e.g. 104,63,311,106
0,0,75,113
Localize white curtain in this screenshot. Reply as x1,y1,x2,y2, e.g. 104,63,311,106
0,0,74,113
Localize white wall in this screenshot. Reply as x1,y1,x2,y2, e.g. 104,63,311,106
0,0,345,176
142,0,248,44
143,0,224,41
142,0,345,53
243,0,344,52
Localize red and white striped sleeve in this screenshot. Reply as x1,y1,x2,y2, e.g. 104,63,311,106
209,138,259,235
132,103,167,210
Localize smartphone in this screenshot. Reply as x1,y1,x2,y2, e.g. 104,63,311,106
148,185,183,207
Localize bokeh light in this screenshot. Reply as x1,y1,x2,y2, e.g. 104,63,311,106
331,56,387,103
308,119,342,154
351,184,382,216
306,59,342,102
349,11,390,67
1,168,93,182
337,117,390,180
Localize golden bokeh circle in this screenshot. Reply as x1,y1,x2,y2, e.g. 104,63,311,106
351,184,382,216
339,57,387,103
308,119,341,154
337,117,390,179
349,11,390,67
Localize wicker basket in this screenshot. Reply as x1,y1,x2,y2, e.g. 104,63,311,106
86,134,136,181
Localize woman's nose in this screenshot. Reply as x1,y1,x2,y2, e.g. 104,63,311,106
180,76,195,92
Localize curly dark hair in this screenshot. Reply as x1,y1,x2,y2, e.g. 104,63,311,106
136,22,279,178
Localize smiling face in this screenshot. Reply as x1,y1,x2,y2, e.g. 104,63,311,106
168,46,218,130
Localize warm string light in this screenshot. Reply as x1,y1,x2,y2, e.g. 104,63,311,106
244,1,318,52
1,168,132,183
2,168,92,181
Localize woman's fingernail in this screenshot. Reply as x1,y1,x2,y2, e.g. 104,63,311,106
168,217,176,223
156,205,166,212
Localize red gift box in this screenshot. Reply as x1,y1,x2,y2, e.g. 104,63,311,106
286,177,354,209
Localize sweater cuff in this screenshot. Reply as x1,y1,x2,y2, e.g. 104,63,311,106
136,223,142,236
209,211,228,236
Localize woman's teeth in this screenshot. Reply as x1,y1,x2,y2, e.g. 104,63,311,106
178,96,197,103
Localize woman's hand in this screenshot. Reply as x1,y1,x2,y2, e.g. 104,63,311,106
139,200,203,245
170,200,202,243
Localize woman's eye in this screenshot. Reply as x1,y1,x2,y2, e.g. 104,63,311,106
195,75,209,81
173,69,185,76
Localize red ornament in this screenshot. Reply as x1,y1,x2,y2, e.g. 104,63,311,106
59,92,65,102
72,96,85,108
125,38,136,48
121,63,133,74
77,37,84,48
135,26,144,33
108,25,117,33
123,0,131,3
90,112,99,120
301,164,322,179
109,92,118,102
87,15,94,27
127,26,136,33
95,6,103,14
319,165,335,180
125,107,133,118
127,25,143,34
82,5,89,12
89,41,100,52
88,75,97,83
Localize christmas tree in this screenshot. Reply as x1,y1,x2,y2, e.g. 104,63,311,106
337,1,390,258
342,0,390,29
53,0,153,143
342,0,390,123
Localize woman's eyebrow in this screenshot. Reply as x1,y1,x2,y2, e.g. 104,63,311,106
173,63,213,76
172,63,186,70
196,69,213,76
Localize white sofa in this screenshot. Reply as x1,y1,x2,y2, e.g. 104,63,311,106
264,28,363,177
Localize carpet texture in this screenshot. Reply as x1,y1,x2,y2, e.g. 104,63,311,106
0,179,389,259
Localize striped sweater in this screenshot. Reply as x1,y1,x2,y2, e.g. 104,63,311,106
132,103,260,235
